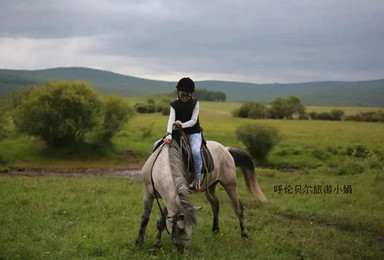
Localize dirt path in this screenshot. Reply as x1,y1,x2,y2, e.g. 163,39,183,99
1,166,143,180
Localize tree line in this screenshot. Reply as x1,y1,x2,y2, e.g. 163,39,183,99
233,96,384,122
133,88,226,114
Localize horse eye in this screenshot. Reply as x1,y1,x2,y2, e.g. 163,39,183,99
178,214,185,221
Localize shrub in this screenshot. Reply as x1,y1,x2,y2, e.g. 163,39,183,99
92,95,134,144
0,107,12,141
157,97,172,115
269,96,305,119
338,162,365,175
236,124,280,164
345,145,371,159
134,102,156,113
232,102,268,119
344,114,362,122
308,112,317,120
330,109,344,121
14,80,102,146
344,110,384,122
315,112,334,121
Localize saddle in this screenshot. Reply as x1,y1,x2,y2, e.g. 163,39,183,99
154,128,214,175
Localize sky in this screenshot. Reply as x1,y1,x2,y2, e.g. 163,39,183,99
0,0,383,83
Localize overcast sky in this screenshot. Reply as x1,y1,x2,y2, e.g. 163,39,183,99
0,0,383,83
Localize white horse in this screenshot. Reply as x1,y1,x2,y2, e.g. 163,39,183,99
135,140,267,252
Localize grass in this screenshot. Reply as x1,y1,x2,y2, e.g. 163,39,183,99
1,101,383,168
1,168,383,259
0,100,384,258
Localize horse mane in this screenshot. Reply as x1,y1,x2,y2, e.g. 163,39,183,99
168,141,198,225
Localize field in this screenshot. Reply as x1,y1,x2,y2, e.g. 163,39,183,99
1,102,384,259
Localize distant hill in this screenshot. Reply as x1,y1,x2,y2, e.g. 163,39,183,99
0,67,383,106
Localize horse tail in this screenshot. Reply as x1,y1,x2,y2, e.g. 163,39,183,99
227,147,267,202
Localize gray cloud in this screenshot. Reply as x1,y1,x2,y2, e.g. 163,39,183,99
0,0,383,83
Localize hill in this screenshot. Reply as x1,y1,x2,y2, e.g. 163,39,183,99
0,67,383,106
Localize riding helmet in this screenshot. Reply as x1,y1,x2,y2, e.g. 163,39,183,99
176,77,195,93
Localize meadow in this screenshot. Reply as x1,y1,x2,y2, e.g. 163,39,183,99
1,101,384,259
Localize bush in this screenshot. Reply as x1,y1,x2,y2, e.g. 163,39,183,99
14,80,103,146
134,97,172,115
331,109,344,121
232,102,268,119
0,107,12,141
193,89,226,101
157,97,172,115
92,95,134,144
236,124,280,164
344,110,384,122
315,112,334,121
345,145,371,158
312,109,344,121
338,162,365,175
134,102,156,113
308,112,317,120
269,96,305,119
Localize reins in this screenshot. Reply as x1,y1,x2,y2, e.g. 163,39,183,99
150,144,171,235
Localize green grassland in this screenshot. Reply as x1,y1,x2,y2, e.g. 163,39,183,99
1,101,384,259
1,170,383,259
1,101,383,168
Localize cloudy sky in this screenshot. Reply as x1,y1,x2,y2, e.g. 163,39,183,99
0,0,383,83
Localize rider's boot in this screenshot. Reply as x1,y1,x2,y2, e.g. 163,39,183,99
189,177,201,190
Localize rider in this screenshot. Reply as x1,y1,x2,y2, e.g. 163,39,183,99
163,77,202,190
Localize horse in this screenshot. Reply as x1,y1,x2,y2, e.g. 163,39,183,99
135,139,267,252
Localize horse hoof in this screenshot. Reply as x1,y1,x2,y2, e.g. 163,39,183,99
241,232,249,239
150,247,161,255
135,238,143,247
212,228,220,234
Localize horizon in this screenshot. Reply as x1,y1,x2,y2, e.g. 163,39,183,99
2,66,384,86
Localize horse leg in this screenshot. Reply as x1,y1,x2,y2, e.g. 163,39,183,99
153,207,168,251
223,183,248,238
135,192,154,246
205,182,220,234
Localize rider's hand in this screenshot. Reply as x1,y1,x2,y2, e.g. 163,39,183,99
174,120,182,128
164,138,172,145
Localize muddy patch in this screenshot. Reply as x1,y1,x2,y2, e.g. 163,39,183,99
1,167,142,180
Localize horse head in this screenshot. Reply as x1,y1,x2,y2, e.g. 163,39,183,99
167,212,194,252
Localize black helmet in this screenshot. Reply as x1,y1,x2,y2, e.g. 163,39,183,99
176,77,195,93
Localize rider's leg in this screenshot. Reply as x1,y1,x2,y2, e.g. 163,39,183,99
187,133,202,189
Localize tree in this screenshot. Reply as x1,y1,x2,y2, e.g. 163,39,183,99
330,109,344,121
14,80,102,146
269,96,305,119
232,102,268,119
